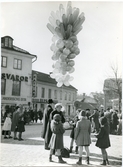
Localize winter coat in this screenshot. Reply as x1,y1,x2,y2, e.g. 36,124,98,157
112,112,119,130
50,109,65,123
2,117,12,131
11,111,20,132
49,120,65,149
75,117,91,146
41,105,53,147
17,113,25,132
95,124,111,149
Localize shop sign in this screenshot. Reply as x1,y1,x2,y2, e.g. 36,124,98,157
1,73,28,82
2,97,26,101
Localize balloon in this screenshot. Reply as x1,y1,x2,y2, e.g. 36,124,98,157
67,53,76,59
63,48,71,55
64,39,73,49
56,39,64,48
47,2,85,87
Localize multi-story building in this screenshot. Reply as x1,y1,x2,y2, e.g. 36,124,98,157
1,36,77,116
32,70,77,116
1,36,37,113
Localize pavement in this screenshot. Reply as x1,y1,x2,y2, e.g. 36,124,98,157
0,125,122,167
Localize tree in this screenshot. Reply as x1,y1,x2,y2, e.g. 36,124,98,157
103,64,122,112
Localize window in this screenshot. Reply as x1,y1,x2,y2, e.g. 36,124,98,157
73,93,75,101
1,79,6,95
41,88,45,98
48,89,52,99
69,92,71,101
1,56,7,67
65,91,67,100
60,90,62,100
13,58,22,70
12,81,21,96
54,90,57,99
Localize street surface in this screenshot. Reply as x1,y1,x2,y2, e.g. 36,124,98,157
0,122,122,167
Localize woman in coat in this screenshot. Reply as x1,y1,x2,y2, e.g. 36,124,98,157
11,106,20,140
41,99,54,150
75,110,91,165
49,114,66,163
95,116,111,165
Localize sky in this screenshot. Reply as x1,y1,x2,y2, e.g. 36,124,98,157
1,1,123,95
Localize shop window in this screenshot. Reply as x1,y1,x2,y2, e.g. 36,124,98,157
54,90,57,99
12,81,21,96
60,90,62,100
48,89,52,99
65,91,67,100
1,79,6,95
1,56,7,67
13,58,22,70
41,87,45,98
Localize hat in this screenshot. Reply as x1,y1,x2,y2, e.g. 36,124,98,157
81,110,86,116
53,114,61,121
48,99,54,104
16,106,20,110
100,117,107,125
55,103,62,108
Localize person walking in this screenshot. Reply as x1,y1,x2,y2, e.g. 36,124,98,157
17,105,25,141
11,106,20,140
41,99,54,150
49,114,66,163
75,110,91,165
95,116,111,165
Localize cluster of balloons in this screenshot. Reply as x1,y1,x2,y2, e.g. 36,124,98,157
47,1,85,87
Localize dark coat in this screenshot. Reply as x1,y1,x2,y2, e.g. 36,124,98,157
95,124,111,149
75,117,91,146
41,105,53,146
17,113,25,132
50,109,65,123
11,111,20,132
49,120,65,149
112,112,119,130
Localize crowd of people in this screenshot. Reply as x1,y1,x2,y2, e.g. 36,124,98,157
41,99,122,165
1,105,43,140
1,99,122,165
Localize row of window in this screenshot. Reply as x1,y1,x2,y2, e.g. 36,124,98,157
41,87,75,101
1,56,22,70
1,79,75,101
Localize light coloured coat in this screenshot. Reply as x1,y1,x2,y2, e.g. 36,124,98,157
75,117,91,146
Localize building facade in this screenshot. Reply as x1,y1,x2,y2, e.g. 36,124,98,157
1,36,37,114
32,70,77,116
1,36,77,116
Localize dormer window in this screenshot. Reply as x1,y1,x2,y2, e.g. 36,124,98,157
1,36,13,48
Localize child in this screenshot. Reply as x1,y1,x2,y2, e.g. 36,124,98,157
95,116,111,165
2,112,12,139
75,110,91,165
48,114,66,163
69,115,79,153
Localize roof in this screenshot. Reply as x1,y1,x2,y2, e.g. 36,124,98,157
32,70,77,90
1,36,37,58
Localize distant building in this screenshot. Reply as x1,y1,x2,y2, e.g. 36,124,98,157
1,36,37,113
32,70,77,116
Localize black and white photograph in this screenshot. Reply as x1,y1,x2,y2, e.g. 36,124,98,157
0,1,122,166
